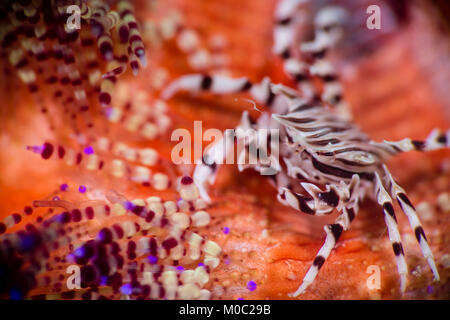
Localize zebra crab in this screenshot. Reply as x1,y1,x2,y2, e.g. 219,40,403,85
161,1,449,297
162,73,448,297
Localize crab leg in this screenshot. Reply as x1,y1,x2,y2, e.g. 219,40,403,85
380,129,450,153
193,127,235,202
285,175,361,296
273,0,309,58
374,171,408,293
273,0,317,98
278,187,320,215
289,204,358,297
382,165,440,281
300,5,350,118
163,73,297,113
275,3,350,117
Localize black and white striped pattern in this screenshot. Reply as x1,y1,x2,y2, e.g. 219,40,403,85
374,171,408,293
273,2,351,118
382,165,440,282
289,205,357,296
273,0,316,98
162,74,293,115
380,129,450,153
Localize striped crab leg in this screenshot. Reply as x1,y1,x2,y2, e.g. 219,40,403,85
374,171,408,293
194,108,282,201
273,0,309,58
277,178,349,216
274,2,350,118
281,175,362,296
289,203,359,297
299,6,350,118
278,187,319,216
273,0,316,98
380,129,450,153
193,128,235,202
162,74,301,114
382,165,440,282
